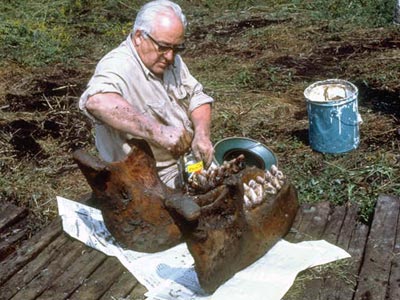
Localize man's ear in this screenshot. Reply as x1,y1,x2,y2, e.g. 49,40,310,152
133,30,143,46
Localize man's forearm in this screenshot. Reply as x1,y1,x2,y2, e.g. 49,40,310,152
190,103,212,138
86,92,192,157
86,92,163,140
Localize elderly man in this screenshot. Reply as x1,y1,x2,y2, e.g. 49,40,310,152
79,0,214,188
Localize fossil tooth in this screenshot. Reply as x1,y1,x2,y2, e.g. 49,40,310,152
271,177,282,190
248,179,257,189
264,182,277,194
265,170,273,180
271,164,278,175
253,184,264,204
254,183,262,196
275,170,284,180
197,174,208,186
247,186,258,203
256,175,265,184
243,195,252,208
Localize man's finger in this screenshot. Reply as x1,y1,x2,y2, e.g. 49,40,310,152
183,130,193,147
192,148,202,162
204,150,214,169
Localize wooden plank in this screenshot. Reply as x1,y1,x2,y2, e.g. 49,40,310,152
353,195,400,300
99,270,140,300
2,197,395,300
6,236,88,300
127,282,147,300
0,218,62,286
36,248,107,300
0,233,69,300
285,202,370,300
322,205,347,244
292,204,347,300
319,203,350,300
0,203,29,260
387,195,400,300
0,227,28,260
320,203,369,300
0,203,28,233
285,203,305,241
68,257,125,300
326,203,369,300
337,203,368,261
282,202,335,300
288,201,332,242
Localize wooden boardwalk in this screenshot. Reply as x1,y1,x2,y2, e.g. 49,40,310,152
0,194,399,300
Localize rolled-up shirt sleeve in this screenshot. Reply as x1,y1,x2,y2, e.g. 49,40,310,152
177,57,214,112
79,58,127,122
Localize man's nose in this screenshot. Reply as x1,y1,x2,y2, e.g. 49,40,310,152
163,49,175,62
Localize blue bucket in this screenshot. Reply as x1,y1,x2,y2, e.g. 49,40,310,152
304,79,361,153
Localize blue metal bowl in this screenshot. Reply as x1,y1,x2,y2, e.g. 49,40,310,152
213,137,278,171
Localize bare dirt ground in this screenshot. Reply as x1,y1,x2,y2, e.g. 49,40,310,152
0,12,399,240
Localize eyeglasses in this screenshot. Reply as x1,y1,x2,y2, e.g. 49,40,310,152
142,31,186,54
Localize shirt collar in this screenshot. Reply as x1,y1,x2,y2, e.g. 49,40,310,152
126,33,154,80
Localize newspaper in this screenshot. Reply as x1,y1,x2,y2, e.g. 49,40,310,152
57,196,350,300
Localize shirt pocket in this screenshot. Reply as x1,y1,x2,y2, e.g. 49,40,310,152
147,97,168,122
167,83,188,104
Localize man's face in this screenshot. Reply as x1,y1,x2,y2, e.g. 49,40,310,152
134,13,185,77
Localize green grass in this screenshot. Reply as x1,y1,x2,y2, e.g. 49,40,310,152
0,0,139,66
0,0,395,66
278,140,399,222
299,0,395,27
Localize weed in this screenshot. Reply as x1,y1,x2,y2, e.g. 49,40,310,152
236,69,255,87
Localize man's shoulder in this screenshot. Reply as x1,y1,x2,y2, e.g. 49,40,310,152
96,44,138,74
100,42,135,64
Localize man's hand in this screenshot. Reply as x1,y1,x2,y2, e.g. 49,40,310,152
192,133,214,169
190,103,214,168
156,125,192,158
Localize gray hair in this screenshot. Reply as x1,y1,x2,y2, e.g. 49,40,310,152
133,0,187,34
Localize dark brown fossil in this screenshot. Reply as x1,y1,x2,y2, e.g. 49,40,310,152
73,145,298,293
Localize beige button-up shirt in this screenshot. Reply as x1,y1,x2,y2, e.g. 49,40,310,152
79,34,214,186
